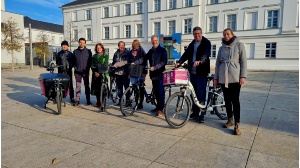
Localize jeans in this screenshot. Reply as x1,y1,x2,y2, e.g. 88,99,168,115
66,69,74,100
221,83,241,123
152,79,165,111
116,75,130,99
74,73,90,103
189,73,207,115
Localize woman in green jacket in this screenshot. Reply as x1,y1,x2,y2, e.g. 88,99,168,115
91,43,108,110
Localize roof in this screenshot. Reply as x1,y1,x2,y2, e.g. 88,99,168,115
24,16,63,34
62,0,103,8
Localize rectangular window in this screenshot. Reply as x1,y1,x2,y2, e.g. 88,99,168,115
227,14,237,31
169,0,176,9
72,11,77,21
245,12,257,30
209,16,218,32
104,7,109,18
228,0,237,2
267,10,278,28
125,25,131,38
154,0,161,11
265,43,276,58
86,28,92,40
154,22,161,35
169,20,176,35
114,26,120,38
137,24,143,37
137,2,143,14
104,27,109,39
125,4,131,15
73,29,78,41
211,45,216,57
185,0,192,7
105,48,109,57
210,0,218,4
52,36,55,44
114,5,120,16
184,18,192,34
86,10,91,20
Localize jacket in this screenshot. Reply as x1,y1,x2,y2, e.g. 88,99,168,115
178,36,211,75
214,37,247,88
72,47,92,74
56,50,73,73
128,47,148,75
112,49,130,76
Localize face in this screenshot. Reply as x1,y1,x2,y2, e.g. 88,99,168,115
193,30,202,42
62,45,68,51
133,43,139,50
223,30,234,41
96,45,103,53
152,37,159,48
79,40,86,48
118,42,125,52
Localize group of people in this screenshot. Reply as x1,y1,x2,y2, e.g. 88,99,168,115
56,26,247,135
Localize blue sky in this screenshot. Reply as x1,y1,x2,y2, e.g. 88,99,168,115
5,0,74,25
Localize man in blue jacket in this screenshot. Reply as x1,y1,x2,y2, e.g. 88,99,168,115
72,38,93,106
142,35,168,117
175,26,211,123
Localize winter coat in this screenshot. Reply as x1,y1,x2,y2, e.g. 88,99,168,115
72,47,92,74
128,47,148,75
56,50,73,73
91,53,109,95
112,49,130,76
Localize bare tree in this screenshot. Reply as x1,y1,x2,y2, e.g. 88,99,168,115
35,31,50,66
1,17,25,72
65,21,81,51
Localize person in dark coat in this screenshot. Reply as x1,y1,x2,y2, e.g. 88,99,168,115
56,40,75,103
175,26,211,123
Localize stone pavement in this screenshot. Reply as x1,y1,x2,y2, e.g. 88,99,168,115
1,67,299,168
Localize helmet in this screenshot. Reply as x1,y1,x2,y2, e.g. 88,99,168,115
61,40,69,46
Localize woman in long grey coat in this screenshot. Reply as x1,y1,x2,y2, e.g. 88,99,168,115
214,28,247,135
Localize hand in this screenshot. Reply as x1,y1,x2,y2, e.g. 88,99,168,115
150,67,155,71
239,77,246,85
113,64,117,68
131,63,135,66
213,79,218,86
193,61,201,67
142,74,146,78
175,63,180,68
95,72,100,78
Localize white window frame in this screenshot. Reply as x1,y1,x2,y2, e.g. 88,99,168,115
210,0,218,4
265,43,276,58
168,20,176,35
184,18,192,34
125,25,131,38
136,24,143,37
105,48,109,57
104,7,109,18
154,0,161,11
154,22,161,35
104,27,109,39
125,4,131,15
211,45,217,57
114,5,120,17
73,29,78,41
185,0,192,7
86,9,91,20
208,16,218,32
169,0,176,9
226,14,237,31
114,26,120,39
72,11,77,21
86,28,92,41
244,11,258,30
267,10,279,28
137,2,143,14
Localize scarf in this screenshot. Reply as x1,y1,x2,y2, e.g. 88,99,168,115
222,36,236,46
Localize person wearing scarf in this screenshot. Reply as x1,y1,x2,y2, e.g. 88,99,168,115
214,28,247,135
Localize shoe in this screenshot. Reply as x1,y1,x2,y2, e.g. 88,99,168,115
198,115,205,123
87,101,92,106
74,101,79,106
70,99,75,103
234,123,241,135
94,103,101,107
157,110,163,117
223,117,234,128
100,107,104,112
137,104,143,109
151,107,158,113
190,112,199,119
126,102,132,107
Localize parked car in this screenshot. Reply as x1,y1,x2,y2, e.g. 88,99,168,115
49,60,56,67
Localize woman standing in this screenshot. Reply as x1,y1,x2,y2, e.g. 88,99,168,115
214,28,247,135
91,43,108,111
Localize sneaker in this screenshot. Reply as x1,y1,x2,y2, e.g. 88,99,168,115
126,102,132,107
223,117,234,128
151,107,158,113
74,101,79,106
137,104,143,109
198,115,205,123
87,101,92,106
94,103,101,107
190,112,199,119
234,123,241,135
70,99,75,104
157,110,163,117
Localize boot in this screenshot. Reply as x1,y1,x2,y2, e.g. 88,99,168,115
157,110,163,117
223,117,234,128
234,123,241,135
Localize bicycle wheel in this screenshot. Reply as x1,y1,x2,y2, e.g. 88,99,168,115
120,86,139,116
100,83,108,109
164,92,191,128
110,77,118,103
56,88,62,115
213,88,227,120
149,88,157,107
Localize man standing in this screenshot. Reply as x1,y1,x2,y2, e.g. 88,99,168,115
112,41,130,105
175,26,211,123
56,40,75,103
72,38,93,106
142,35,168,116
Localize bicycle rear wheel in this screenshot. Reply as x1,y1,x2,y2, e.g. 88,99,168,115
56,88,62,115
120,86,139,116
213,88,227,120
100,83,108,110
164,92,191,128
110,77,118,103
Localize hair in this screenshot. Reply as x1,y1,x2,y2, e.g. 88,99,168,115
151,35,158,40
132,39,141,48
78,38,86,43
94,43,105,54
193,26,202,33
118,41,125,47
223,28,235,36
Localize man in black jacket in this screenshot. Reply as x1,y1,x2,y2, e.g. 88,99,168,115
56,40,74,103
142,35,168,117
175,26,211,123
72,38,93,106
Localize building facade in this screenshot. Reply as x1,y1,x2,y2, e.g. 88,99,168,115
62,0,299,70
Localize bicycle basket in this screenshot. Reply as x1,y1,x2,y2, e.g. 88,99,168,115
97,63,108,73
129,65,144,78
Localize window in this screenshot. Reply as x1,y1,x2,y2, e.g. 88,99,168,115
227,14,236,31
154,0,161,11
114,5,120,16
169,20,176,35
209,16,218,32
104,7,109,18
211,0,218,4
86,28,92,40
114,26,120,38
104,27,109,39
137,2,143,14
184,18,192,34
245,12,257,30
154,22,161,35
52,36,55,44
265,43,276,58
105,48,109,56
211,45,216,57
267,10,278,28
125,4,131,15
72,11,77,21
185,0,192,7
73,29,78,41
59,37,62,42
125,25,131,38
86,10,91,20
137,24,143,37
228,0,237,2
169,0,176,9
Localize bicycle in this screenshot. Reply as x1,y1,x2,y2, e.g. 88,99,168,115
163,64,227,128
39,65,70,115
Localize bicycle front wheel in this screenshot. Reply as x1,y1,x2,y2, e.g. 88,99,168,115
120,86,139,116
100,83,108,109
164,92,191,128
213,89,227,120
56,88,62,115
